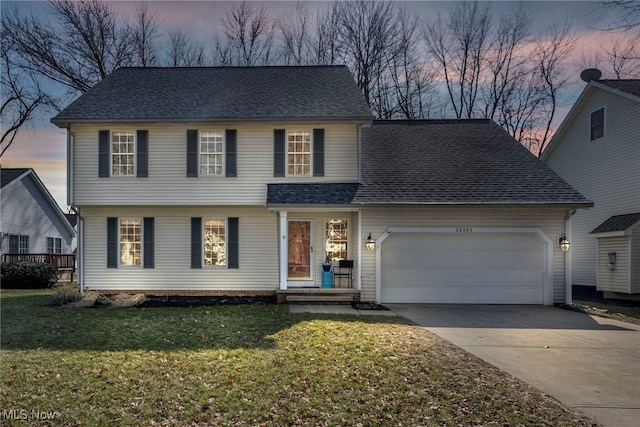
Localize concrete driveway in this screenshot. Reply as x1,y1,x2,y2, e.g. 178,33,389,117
386,304,640,427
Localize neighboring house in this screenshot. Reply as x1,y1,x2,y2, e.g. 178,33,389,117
52,66,591,304
1,168,75,257
542,78,640,298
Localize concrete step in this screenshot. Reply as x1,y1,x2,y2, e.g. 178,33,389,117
286,295,354,304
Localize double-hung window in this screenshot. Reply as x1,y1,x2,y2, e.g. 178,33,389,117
8,234,29,253
287,131,311,176
325,219,348,261
204,219,226,266
590,108,605,141
119,219,141,266
200,131,224,176
112,131,136,176
47,237,62,254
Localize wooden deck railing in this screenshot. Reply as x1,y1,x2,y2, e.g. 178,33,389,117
2,253,76,273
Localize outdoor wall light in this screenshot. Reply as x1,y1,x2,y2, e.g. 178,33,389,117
608,252,616,270
365,233,376,251
559,234,570,252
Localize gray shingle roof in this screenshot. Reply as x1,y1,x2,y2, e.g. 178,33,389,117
590,213,640,234
351,120,592,207
51,66,373,125
1,168,30,188
599,80,640,98
267,183,360,205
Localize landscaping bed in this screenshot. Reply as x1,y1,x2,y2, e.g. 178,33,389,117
1,289,598,426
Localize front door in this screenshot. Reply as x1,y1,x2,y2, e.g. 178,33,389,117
287,220,313,286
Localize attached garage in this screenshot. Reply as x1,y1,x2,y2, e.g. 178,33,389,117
378,229,551,304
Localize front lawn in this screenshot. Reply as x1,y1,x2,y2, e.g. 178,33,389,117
1,289,597,426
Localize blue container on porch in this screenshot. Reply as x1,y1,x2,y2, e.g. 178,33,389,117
321,271,334,288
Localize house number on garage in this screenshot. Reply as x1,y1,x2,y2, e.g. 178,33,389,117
456,227,473,233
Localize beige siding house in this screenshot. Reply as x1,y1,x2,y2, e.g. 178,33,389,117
542,78,640,298
53,66,591,304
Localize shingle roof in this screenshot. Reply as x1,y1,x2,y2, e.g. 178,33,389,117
590,213,640,234
351,120,592,207
1,168,30,188
599,80,640,98
267,183,360,205
51,66,373,125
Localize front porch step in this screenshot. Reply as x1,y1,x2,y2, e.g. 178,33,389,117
276,288,360,304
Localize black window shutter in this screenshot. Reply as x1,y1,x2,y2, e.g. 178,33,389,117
313,128,325,177
137,130,148,177
187,130,199,177
143,217,154,268
191,217,202,268
99,130,110,177
227,217,239,269
107,217,118,268
274,129,285,177
225,129,237,177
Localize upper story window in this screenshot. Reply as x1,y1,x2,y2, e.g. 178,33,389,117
119,219,141,266
204,219,226,267
47,237,62,254
112,131,135,176
590,107,605,141
288,131,311,176
200,131,224,176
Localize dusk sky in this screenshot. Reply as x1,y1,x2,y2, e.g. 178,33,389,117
1,0,626,210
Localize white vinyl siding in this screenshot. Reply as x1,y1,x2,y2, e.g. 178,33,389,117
632,228,640,293
80,206,279,291
70,123,359,205
596,237,630,293
545,89,640,288
0,173,74,255
359,208,568,304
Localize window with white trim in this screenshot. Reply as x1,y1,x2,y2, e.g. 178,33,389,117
200,131,224,176
287,131,311,175
204,219,226,266
112,131,135,176
47,237,62,254
325,219,348,261
590,107,604,141
8,234,29,253
119,219,141,266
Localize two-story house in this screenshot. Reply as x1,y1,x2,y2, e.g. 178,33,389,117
542,77,640,298
52,66,591,305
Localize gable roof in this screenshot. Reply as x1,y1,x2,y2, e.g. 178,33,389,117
541,79,640,161
1,168,29,188
590,213,640,236
267,120,592,208
355,120,592,206
0,168,75,235
267,183,360,206
51,66,373,126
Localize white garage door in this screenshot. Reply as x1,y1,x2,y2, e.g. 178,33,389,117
381,232,545,304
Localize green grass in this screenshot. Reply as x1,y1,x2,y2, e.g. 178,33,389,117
573,299,640,325
1,289,598,426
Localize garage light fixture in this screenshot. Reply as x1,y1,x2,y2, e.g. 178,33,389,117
365,233,376,251
559,234,570,252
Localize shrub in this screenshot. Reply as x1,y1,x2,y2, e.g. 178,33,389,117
1,262,58,289
50,287,82,306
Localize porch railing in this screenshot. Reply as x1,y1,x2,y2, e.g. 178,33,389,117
2,253,76,273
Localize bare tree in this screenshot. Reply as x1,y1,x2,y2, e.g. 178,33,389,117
534,20,577,155
424,1,493,118
165,29,207,66
334,0,399,111
1,36,49,157
2,0,133,95
278,3,310,66
307,2,342,66
599,0,640,31
213,1,275,66
130,2,162,67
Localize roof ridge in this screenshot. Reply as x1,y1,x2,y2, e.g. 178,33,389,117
373,119,492,125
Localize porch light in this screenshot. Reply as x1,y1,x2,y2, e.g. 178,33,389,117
365,233,376,251
559,234,570,252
